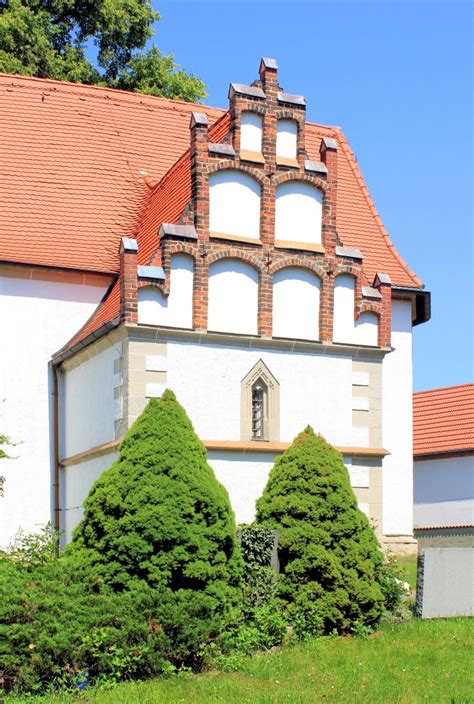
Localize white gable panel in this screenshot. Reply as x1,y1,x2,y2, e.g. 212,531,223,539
208,259,258,334
275,181,322,245
240,112,263,152
276,119,298,158
333,274,355,343
138,254,193,328
209,170,261,239
273,267,320,340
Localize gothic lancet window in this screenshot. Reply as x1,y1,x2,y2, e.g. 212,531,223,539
241,360,279,442
251,381,266,440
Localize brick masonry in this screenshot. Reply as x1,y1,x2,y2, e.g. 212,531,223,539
123,60,392,347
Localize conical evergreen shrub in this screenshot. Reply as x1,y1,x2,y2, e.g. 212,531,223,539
67,390,242,661
256,427,385,635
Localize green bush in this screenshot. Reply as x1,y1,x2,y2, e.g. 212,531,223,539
256,427,387,636
67,390,242,662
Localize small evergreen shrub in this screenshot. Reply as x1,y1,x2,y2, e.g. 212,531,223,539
67,391,242,665
256,427,387,636
238,525,277,614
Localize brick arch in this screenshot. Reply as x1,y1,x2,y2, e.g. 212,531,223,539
275,109,305,125
269,257,327,280
356,302,382,319
137,280,168,296
238,104,266,117
165,243,198,260
334,264,361,278
207,250,262,274
272,171,327,192
206,161,266,185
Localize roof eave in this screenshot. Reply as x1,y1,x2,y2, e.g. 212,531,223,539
392,286,431,326
52,316,121,365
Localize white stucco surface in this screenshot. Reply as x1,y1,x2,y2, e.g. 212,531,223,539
240,112,263,153
166,340,353,446
62,343,118,457
333,275,355,343
333,276,378,345
208,260,259,334
0,273,107,547
414,455,474,528
275,181,322,245
276,119,298,159
209,170,261,239
61,451,118,543
272,267,320,340
138,254,193,328
382,300,413,535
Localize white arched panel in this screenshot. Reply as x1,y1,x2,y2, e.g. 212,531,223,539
275,181,322,245
138,254,194,328
333,275,355,343
355,312,379,346
208,259,258,334
241,112,263,153
209,170,261,240
273,267,320,341
276,119,298,159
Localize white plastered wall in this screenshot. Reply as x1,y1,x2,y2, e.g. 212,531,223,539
208,260,259,334
276,120,298,159
209,451,376,526
61,451,118,544
138,254,193,328
209,170,261,239
414,455,474,529
275,181,322,245
240,112,263,153
0,272,107,547
272,267,320,340
166,340,353,447
62,343,118,458
382,300,413,536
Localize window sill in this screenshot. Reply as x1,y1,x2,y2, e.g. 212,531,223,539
276,156,299,168
210,231,263,246
274,240,325,254
240,149,265,164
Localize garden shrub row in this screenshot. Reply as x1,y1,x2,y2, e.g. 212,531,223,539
1,391,404,695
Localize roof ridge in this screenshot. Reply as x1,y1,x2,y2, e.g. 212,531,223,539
335,127,422,288
414,383,474,395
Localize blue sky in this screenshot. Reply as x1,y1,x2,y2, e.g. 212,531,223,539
149,0,472,391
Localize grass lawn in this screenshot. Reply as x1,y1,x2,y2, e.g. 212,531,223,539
398,554,418,590
7,618,473,704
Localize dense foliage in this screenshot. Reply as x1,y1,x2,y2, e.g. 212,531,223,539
0,0,206,100
256,427,387,636
68,391,242,644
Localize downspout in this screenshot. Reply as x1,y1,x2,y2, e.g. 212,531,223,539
52,362,60,536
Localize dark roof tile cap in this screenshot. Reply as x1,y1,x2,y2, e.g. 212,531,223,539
121,237,138,252
208,142,236,157
260,57,278,70
137,265,165,280
335,245,363,260
362,286,383,300
304,159,328,175
159,223,198,240
321,136,338,151
374,272,392,286
229,83,266,99
277,91,306,106
190,111,208,127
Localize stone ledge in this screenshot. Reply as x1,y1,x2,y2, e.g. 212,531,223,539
209,231,263,246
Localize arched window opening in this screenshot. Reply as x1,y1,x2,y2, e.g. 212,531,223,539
276,119,298,160
208,258,258,334
241,112,263,154
273,267,320,341
209,170,261,240
275,181,322,246
333,274,355,343
355,312,379,346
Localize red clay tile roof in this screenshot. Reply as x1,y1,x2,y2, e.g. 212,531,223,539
413,384,474,456
1,72,421,288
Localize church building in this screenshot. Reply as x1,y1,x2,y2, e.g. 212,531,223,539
0,59,430,552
